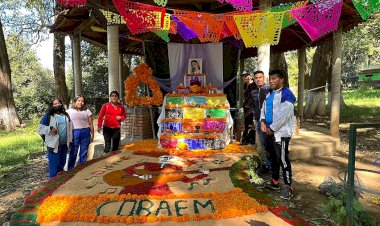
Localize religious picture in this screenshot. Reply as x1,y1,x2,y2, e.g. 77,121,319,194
188,58,202,74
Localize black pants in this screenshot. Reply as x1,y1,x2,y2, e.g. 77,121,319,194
103,126,121,153
266,135,292,185
242,108,255,144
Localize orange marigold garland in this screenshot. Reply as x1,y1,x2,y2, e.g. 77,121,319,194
37,189,267,224
125,63,163,106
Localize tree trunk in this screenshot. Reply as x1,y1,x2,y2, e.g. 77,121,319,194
0,17,20,131
304,39,333,118
327,71,347,109
53,31,69,106
53,4,69,107
270,52,289,87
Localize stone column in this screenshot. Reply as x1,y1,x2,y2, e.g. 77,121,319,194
107,25,120,96
119,53,124,100
330,25,343,138
297,47,306,127
72,34,82,96
257,0,271,81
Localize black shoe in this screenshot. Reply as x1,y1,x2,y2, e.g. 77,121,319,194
280,186,294,200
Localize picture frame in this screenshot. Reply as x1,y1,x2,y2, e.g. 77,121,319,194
188,58,202,74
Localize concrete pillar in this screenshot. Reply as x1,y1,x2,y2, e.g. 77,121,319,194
107,25,120,95
297,47,306,127
72,34,82,96
330,25,343,138
119,53,124,100
238,55,244,108
257,0,271,81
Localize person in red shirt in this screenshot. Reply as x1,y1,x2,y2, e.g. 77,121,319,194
97,91,126,153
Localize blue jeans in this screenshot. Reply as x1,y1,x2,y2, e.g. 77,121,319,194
47,144,68,178
68,128,91,170
257,120,271,168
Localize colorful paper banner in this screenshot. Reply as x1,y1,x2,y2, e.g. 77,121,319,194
234,12,285,48
351,0,380,20
175,10,224,43
57,0,86,7
113,0,166,34
100,9,126,25
217,0,253,12
171,15,198,41
291,0,343,41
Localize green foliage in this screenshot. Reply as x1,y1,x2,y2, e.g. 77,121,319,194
342,13,380,87
0,118,43,177
321,196,375,226
340,89,380,122
6,34,55,120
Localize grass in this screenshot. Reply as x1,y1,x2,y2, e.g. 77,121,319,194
340,89,380,123
0,118,44,176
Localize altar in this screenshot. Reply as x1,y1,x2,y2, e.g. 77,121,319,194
157,74,234,150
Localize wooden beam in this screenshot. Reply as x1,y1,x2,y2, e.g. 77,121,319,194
74,16,94,35
81,35,107,50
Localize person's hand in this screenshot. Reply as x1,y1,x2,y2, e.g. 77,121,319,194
97,127,102,133
261,122,266,133
91,135,94,143
116,116,121,121
50,128,58,136
266,127,273,136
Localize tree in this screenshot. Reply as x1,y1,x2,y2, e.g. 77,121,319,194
53,3,69,107
304,39,333,118
7,35,55,119
270,52,289,87
0,0,54,130
0,17,20,130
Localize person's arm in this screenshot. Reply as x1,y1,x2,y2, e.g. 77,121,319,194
260,100,267,133
97,104,106,133
37,114,50,135
119,104,126,122
88,110,94,142
268,101,294,132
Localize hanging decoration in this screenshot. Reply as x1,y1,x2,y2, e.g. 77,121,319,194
291,0,343,41
153,0,168,7
171,15,198,41
175,10,224,43
153,13,171,42
217,0,253,12
169,20,178,34
57,0,86,7
220,22,234,39
270,1,307,29
113,0,166,34
234,12,285,48
100,9,126,25
351,0,380,20
310,0,342,13
223,13,246,40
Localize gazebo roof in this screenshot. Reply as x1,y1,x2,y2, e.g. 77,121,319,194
50,0,365,58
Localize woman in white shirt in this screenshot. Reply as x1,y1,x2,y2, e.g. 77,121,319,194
37,98,73,178
67,95,94,170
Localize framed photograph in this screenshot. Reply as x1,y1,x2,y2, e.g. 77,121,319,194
188,58,202,74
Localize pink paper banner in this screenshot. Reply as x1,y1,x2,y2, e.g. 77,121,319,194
217,0,253,12
291,0,343,41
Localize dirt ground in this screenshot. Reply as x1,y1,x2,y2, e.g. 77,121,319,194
1,121,379,225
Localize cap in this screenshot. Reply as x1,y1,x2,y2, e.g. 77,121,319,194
241,71,250,76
